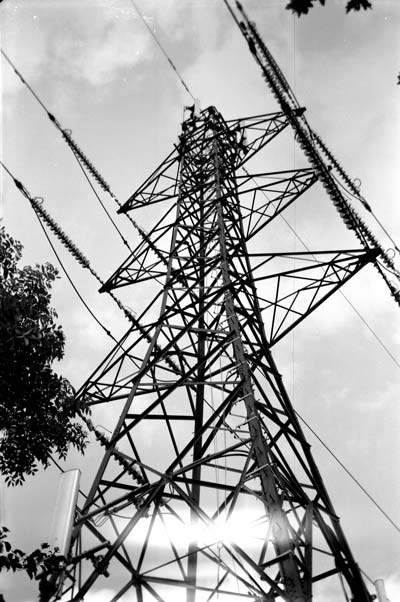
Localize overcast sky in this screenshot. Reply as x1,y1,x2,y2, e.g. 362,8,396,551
1,1,400,601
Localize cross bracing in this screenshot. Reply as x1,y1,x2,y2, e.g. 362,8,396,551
42,104,378,602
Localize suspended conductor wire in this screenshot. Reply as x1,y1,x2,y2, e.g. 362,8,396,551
295,408,400,535
128,0,196,102
224,0,400,290
1,161,188,378
1,48,49,115
71,151,132,252
33,209,115,342
221,0,242,29
280,211,400,371
0,49,132,254
363,206,400,256
1,48,171,280
307,125,400,274
0,159,131,353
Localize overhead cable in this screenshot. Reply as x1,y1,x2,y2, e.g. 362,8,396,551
295,409,400,535
0,48,168,273
2,161,181,479
281,211,400,371
227,1,400,308
71,150,132,253
0,160,148,337
1,159,185,377
0,49,131,250
128,0,196,102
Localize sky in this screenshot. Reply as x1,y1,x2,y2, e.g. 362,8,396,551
0,0,400,601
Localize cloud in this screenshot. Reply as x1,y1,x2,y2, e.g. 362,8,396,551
1,0,227,96
1,1,154,94
386,574,400,602
46,10,152,87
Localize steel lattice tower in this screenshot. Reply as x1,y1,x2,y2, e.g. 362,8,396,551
41,103,379,602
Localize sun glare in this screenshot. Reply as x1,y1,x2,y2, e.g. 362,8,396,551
124,510,267,551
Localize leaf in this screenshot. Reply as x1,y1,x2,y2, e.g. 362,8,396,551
346,0,372,11
286,0,315,16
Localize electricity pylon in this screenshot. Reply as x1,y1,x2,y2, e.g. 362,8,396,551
42,102,377,602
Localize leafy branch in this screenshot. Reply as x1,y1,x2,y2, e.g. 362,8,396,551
0,527,63,601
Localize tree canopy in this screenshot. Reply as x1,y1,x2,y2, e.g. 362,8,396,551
0,226,86,485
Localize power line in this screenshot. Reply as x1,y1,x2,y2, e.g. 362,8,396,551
226,0,400,310
224,0,398,274
1,49,131,247
132,0,400,373
2,156,187,380
0,159,136,345
1,48,49,115
279,212,400,371
71,150,132,253
1,48,159,263
128,0,196,102
33,205,118,344
295,409,400,535
25,221,122,348
1,47,172,285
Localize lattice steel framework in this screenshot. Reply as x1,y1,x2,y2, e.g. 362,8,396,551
41,103,378,602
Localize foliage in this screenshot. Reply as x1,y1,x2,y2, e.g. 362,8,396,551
0,527,60,579
0,526,62,602
286,0,372,16
0,226,87,485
